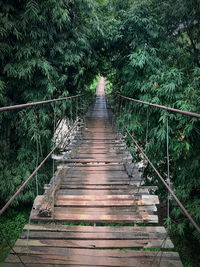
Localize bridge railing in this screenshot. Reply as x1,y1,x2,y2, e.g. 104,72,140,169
0,93,89,216
109,93,200,234
118,94,200,118
0,95,84,112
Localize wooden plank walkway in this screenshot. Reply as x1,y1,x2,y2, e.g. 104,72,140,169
3,78,182,266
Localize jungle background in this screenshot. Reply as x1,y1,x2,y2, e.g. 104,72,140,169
0,0,200,265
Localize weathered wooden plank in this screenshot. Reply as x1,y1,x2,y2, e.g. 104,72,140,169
82,135,117,139
59,185,129,190
81,138,119,141
77,146,124,150
64,165,125,171
56,194,158,203
21,231,153,241
61,179,131,184
60,164,125,171
59,185,157,192
55,199,157,211
64,178,138,183
57,190,156,197
3,250,183,267
57,189,149,196
55,201,157,207
3,261,183,267
53,206,155,215
74,142,116,147
75,151,126,155
60,181,130,185
55,200,137,207
61,181,130,185
30,209,158,223
55,195,135,200
16,238,173,249
83,130,115,133
64,172,129,178
5,248,182,258
57,189,131,195
78,145,125,149
71,155,125,160
58,158,123,163
62,178,131,183
20,228,168,242
83,132,117,135
63,175,130,180
23,224,166,234
71,153,124,157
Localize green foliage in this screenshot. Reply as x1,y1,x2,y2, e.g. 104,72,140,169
0,1,199,266
0,208,30,264
103,0,200,265
0,0,102,207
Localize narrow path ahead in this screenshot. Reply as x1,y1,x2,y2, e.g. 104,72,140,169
3,78,182,266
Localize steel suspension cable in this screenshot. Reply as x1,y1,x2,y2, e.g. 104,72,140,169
0,94,85,112
113,95,200,232
119,119,200,234
166,114,171,226
150,234,169,267
76,97,78,119
145,107,149,146
52,103,56,214
118,94,200,119
0,120,80,217
35,138,39,196
70,98,73,125
150,114,171,267
26,114,40,254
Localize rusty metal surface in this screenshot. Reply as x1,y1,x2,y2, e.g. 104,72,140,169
118,94,200,118
0,94,85,112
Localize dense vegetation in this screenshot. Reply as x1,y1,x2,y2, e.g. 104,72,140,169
103,0,200,265
0,0,199,266
0,208,29,264
0,0,101,206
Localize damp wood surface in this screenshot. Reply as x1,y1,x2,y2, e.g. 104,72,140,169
3,77,182,266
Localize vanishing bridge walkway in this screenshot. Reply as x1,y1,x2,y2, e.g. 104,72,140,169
3,78,183,266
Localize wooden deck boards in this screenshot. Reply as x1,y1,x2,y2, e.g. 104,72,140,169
4,225,182,266
3,77,182,266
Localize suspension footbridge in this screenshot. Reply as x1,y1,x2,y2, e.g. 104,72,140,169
1,78,193,266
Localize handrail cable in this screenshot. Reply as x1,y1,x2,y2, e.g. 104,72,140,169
109,94,200,234
115,94,200,232
0,94,85,112
118,94,200,119
120,119,200,234
0,119,80,217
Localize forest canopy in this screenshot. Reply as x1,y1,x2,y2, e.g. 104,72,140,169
0,0,200,263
